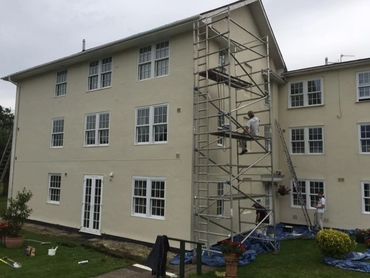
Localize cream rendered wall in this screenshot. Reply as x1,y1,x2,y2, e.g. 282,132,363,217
12,31,195,244
278,65,370,229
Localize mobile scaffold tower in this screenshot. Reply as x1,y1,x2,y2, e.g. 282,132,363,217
192,3,280,251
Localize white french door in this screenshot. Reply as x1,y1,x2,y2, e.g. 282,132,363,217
81,176,103,235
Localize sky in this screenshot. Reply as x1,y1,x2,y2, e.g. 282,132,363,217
1,0,370,110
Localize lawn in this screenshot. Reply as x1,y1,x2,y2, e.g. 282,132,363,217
191,239,369,278
0,230,128,278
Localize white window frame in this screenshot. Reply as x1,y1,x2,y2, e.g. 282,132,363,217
138,41,170,80
131,176,166,220
290,126,324,155
217,112,226,147
55,70,67,97
84,112,110,147
48,174,62,205
361,181,370,214
88,57,112,91
357,71,370,102
291,179,325,210
135,104,168,145
358,123,370,154
216,182,225,216
288,79,323,108
51,117,64,148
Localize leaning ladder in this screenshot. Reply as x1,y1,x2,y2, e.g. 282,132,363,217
0,131,12,183
275,120,313,229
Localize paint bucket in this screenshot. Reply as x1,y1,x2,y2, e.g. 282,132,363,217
48,246,58,256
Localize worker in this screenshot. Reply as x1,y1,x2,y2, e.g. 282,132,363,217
239,110,260,155
252,201,268,224
315,192,326,230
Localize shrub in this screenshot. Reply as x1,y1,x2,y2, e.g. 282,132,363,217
316,229,356,258
1,188,32,236
365,238,370,249
355,228,370,243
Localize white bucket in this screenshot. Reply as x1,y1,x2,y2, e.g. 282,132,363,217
48,246,58,256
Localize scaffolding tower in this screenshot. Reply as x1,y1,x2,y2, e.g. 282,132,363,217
192,4,279,250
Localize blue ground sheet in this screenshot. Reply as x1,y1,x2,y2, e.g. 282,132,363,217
324,250,370,273
170,224,370,273
170,223,313,267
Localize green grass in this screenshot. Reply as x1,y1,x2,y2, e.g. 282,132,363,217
0,230,128,278
191,239,369,278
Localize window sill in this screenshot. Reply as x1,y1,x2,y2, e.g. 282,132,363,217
83,144,110,148
356,99,370,103
47,201,60,205
290,153,325,156
138,74,169,82
86,86,112,93
359,152,370,155
131,213,165,220
53,95,66,98
50,146,64,149
288,104,324,110
135,141,168,146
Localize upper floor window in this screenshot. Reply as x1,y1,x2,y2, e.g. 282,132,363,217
359,123,370,153
289,79,322,108
48,174,62,204
51,118,64,148
132,177,166,219
135,104,168,144
291,127,324,154
55,70,67,96
88,57,112,91
357,71,370,101
362,181,370,213
138,41,169,80
85,112,110,146
292,179,324,209
217,182,225,216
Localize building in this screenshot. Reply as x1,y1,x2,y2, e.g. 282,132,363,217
2,0,369,249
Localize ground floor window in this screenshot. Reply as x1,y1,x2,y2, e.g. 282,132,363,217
362,182,370,213
48,174,61,204
132,177,166,219
291,179,324,209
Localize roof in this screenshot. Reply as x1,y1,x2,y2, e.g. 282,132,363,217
2,0,286,82
284,57,370,77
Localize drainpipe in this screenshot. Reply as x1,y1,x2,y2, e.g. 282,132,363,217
5,76,20,199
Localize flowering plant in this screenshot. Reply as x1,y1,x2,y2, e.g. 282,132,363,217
277,185,291,196
355,229,370,243
365,238,370,248
316,229,356,258
219,239,246,256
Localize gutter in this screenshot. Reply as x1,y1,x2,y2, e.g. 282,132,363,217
6,76,19,199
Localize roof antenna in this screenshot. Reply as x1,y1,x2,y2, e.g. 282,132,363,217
340,54,354,62
82,39,86,52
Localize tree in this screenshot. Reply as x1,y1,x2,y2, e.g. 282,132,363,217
0,105,14,196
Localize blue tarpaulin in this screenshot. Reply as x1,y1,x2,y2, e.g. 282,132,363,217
324,250,370,273
169,224,314,267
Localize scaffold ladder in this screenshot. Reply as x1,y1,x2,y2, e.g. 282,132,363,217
0,131,12,183
275,120,312,228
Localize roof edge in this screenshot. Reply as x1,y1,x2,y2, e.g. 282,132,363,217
284,57,370,77
2,14,197,82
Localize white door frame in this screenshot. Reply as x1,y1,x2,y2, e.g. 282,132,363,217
80,175,104,235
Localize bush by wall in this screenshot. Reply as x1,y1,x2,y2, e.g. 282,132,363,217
316,229,356,258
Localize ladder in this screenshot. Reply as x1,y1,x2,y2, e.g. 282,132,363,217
275,120,312,229
0,131,12,183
